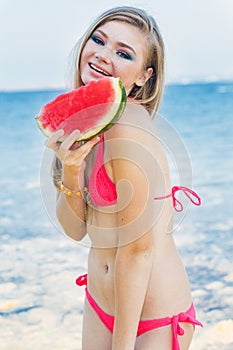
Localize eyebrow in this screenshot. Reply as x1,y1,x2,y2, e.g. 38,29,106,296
95,29,137,56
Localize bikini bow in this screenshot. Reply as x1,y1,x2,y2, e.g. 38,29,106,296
154,186,201,212
170,186,201,212
171,312,203,350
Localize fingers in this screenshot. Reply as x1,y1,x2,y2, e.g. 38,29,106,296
45,129,65,150
64,135,100,167
60,129,81,151
45,127,101,168
45,129,82,154
83,135,100,151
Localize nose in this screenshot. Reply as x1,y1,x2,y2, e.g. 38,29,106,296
95,46,112,63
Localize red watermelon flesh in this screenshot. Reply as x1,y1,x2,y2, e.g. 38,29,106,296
36,77,126,141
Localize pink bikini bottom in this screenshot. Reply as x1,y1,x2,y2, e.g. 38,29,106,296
76,274,203,350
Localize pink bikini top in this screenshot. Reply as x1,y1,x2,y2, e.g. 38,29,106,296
89,134,117,206
88,135,201,211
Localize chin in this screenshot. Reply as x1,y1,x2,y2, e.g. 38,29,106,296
81,75,100,86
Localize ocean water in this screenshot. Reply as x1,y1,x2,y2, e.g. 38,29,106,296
0,82,233,349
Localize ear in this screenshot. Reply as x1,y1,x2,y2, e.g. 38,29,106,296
135,67,153,87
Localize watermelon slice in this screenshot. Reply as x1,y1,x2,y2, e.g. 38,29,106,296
36,77,126,141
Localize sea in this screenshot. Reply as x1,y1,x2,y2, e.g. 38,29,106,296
0,81,233,349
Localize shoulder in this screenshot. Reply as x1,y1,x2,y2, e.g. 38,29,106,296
105,102,163,158
105,102,171,190
105,103,164,179
111,102,154,134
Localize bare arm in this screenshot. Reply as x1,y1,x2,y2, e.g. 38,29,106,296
46,129,100,241
113,231,154,350
56,164,87,241
108,126,156,350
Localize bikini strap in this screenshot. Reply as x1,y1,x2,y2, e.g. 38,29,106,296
154,186,201,212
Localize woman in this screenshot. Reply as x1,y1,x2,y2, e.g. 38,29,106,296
46,6,202,350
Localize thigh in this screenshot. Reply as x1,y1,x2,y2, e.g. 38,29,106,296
135,324,172,350
135,322,194,350
82,298,112,350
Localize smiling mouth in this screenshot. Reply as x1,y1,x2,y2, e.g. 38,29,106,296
89,63,111,77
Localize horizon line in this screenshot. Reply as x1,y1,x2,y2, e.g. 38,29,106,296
1,77,233,93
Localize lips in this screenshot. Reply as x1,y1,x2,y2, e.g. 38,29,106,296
89,63,111,77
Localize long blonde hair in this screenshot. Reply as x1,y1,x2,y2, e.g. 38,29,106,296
68,6,165,117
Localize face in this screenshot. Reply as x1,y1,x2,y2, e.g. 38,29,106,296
79,21,153,95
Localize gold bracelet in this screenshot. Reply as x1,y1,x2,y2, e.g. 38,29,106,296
56,181,88,198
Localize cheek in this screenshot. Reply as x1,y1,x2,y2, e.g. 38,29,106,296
119,67,140,84
114,61,135,79
82,41,96,56
79,42,93,66
79,49,88,66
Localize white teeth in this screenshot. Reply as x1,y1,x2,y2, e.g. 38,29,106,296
90,64,110,76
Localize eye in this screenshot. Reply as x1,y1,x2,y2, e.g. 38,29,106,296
116,50,133,61
91,34,104,46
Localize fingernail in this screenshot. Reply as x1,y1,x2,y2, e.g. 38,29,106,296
72,130,80,137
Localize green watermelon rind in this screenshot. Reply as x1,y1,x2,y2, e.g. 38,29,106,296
73,79,126,141
35,116,52,138
96,86,127,136
35,78,126,142
77,80,127,141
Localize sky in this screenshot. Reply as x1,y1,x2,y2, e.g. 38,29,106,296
0,0,233,90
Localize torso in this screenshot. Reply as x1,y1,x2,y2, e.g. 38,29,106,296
84,103,192,319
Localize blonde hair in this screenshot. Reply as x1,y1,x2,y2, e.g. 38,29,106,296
68,6,165,117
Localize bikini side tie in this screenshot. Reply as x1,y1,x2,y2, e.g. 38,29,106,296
170,311,203,350
154,186,201,212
